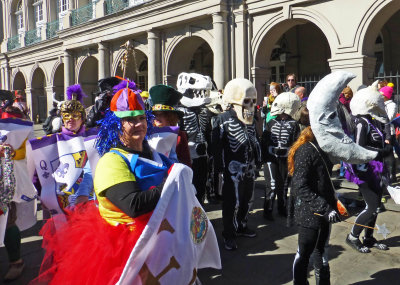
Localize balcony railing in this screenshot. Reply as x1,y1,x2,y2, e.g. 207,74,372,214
47,20,59,39
105,0,129,15
25,29,41,46
71,2,95,26
7,35,20,51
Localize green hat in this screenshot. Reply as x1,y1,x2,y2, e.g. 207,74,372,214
149,85,183,114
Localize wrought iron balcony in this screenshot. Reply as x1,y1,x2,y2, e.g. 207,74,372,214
71,2,95,26
105,0,129,15
7,35,20,51
47,20,60,39
25,29,41,46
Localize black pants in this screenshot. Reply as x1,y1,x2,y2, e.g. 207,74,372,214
264,158,288,213
192,156,208,205
351,182,383,238
293,222,330,285
222,173,254,239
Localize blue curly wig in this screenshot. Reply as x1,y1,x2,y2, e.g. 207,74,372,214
95,109,155,156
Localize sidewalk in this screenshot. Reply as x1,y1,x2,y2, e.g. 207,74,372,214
1,166,399,284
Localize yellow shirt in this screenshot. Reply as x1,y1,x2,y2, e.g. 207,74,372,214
94,148,136,226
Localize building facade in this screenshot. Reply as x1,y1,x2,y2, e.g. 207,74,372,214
1,0,400,122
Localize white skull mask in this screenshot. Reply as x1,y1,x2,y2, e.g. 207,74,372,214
177,72,214,107
223,78,257,124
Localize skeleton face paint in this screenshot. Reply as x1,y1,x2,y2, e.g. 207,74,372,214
223,78,257,124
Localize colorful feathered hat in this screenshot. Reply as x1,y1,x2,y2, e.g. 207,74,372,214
96,79,153,156
60,84,86,119
110,80,145,118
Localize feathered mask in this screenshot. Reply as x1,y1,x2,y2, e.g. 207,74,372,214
60,84,86,118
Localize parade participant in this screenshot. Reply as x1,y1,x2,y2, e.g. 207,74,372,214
26,85,97,215
12,91,30,119
291,71,385,285
176,72,215,204
33,81,220,284
345,81,391,253
149,84,191,167
86,77,121,127
261,82,282,128
380,85,397,183
0,107,37,281
284,74,300,93
262,92,300,220
211,78,261,250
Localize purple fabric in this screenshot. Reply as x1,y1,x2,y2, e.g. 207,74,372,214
339,93,351,113
0,118,33,126
343,160,383,185
29,127,98,150
150,126,180,135
301,97,308,102
113,81,137,93
116,89,129,111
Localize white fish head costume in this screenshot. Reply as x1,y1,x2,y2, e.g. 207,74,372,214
223,78,257,124
270,92,300,118
177,72,213,107
350,80,388,124
307,71,377,164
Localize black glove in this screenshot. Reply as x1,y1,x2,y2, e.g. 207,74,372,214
376,144,393,160
323,207,341,223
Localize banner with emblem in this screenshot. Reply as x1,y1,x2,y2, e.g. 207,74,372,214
117,163,221,285
26,128,99,215
0,118,37,234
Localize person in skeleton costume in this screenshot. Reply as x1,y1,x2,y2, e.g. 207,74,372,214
262,92,300,221
211,78,261,251
176,72,218,204
344,81,391,253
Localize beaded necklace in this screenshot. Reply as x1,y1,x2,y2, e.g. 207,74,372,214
0,146,16,214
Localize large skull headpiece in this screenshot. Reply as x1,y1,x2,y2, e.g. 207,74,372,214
350,80,388,123
177,72,214,107
223,78,257,124
270,92,300,118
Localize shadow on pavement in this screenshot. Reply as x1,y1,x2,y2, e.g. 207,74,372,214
349,268,400,285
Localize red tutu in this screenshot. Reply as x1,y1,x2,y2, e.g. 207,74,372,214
31,202,151,285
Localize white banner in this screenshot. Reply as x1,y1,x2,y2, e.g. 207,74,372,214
26,129,99,215
118,163,221,285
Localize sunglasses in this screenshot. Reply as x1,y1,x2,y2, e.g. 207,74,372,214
62,112,82,121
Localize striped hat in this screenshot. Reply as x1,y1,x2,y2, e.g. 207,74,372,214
110,85,145,118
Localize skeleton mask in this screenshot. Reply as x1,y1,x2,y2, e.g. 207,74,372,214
223,78,257,124
270,92,300,117
206,90,224,114
350,80,388,123
177,72,214,107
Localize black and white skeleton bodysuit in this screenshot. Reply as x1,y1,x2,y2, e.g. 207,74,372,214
349,115,389,246
262,117,300,218
211,108,261,239
178,105,209,204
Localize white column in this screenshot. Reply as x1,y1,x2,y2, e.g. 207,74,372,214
63,50,73,98
147,30,160,89
98,42,110,79
4,65,10,90
329,55,376,91
212,12,228,90
233,8,249,79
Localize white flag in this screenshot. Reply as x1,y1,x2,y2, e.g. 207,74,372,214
118,163,221,285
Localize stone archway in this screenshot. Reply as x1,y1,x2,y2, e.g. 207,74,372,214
115,49,148,91
253,19,331,101
31,68,47,122
78,56,98,106
53,63,64,101
166,36,213,88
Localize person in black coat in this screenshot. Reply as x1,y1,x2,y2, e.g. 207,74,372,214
288,126,340,285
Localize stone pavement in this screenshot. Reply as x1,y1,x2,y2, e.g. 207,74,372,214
1,125,399,284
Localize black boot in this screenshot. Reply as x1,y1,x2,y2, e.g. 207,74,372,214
315,265,330,285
